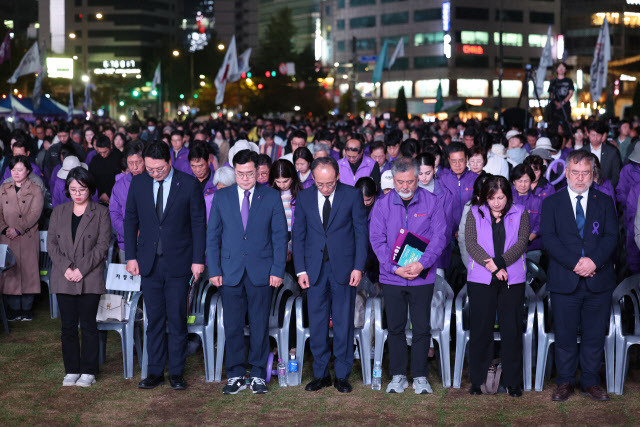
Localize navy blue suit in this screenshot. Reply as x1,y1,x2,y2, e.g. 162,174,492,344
292,182,368,379
206,184,288,379
541,187,617,388
124,169,206,377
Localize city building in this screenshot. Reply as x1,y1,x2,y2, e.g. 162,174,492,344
329,0,561,117
38,0,184,79
214,0,260,53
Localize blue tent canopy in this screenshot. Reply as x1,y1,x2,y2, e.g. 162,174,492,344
0,95,33,114
17,96,67,116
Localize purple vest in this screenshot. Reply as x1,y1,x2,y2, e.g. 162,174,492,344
3,163,43,181
513,189,543,251
171,146,191,175
299,171,315,189
338,156,376,186
467,204,527,285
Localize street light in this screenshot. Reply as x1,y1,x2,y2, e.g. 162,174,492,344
96,12,103,19
200,81,205,87
217,43,225,50
72,55,78,60
199,74,205,79
172,50,180,57
68,33,76,39
81,75,90,83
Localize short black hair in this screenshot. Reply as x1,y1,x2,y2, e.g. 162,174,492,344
170,130,184,139
311,156,339,177
94,134,111,149
480,175,513,219
59,145,77,161
127,123,141,134
400,138,419,158
369,139,386,154
416,152,435,168
448,142,468,158
143,142,171,162
188,142,210,162
385,129,403,147
123,140,145,160
289,129,307,143
234,149,259,168
293,147,313,164
355,177,377,198
65,167,96,199
57,122,70,134
589,120,608,136
256,153,272,168
469,145,487,164
9,155,32,173
523,154,546,173
510,164,535,183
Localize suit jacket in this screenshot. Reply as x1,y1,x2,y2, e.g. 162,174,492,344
292,182,369,285
124,169,206,278
47,200,112,295
206,183,288,286
541,187,617,294
584,143,622,188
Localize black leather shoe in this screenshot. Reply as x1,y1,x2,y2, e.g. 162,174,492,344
305,376,332,391
138,374,165,389
469,384,483,395
334,378,352,393
507,386,522,397
169,375,187,390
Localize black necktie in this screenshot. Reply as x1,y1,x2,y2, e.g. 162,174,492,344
156,180,164,255
323,196,331,230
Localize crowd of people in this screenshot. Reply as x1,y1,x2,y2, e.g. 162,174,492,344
0,104,638,401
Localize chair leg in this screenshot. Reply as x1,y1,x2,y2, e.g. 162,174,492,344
50,292,58,319
614,339,628,395
535,337,551,391
0,295,9,334
98,331,107,365
141,328,148,380
123,328,134,379
134,322,143,368
373,329,386,380
523,332,533,391
214,321,225,382
204,328,215,383
356,330,371,385
605,337,615,394
453,334,468,389
437,333,452,388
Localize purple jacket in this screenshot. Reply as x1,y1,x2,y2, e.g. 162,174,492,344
201,165,216,196
109,173,132,246
171,146,191,175
338,156,376,186
616,162,640,209
205,193,214,224
85,149,97,166
513,189,543,251
330,150,340,162
369,188,447,286
532,177,555,200
3,162,43,181
439,168,478,233
299,171,315,189
427,179,454,269
51,176,99,207
49,164,61,190
625,184,640,273
467,204,527,285
593,180,615,200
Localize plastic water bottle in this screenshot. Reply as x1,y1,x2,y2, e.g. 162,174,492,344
372,361,382,390
287,354,299,386
277,358,287,387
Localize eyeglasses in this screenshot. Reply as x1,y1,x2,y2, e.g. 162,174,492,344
236,171,256,179
146,165,168,175
449,159,467,165
316,181,337,190
569,170,592,178
69,187,88,194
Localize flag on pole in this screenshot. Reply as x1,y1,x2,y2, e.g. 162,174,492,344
68,85,74,121
535,26,553,96
33,42,47,110
83,82,95,112
0,32,11,65
7,42,40,84
372,40,389,84
151,63,161,91
590,19,611,104
435,81,443,113
388,38,405,69
214,36,238,105
230,48,251,82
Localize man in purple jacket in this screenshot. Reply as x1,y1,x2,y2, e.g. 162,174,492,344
369,157,447,394
337,134,381,187
439,142,478,235
188,142,216,197
615,145,640,212
109,141,145,260
170,130,191,174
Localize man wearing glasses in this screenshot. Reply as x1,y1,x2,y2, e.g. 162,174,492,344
292,157,369,393
124,142,206,391
337,134,381,187
542,149,618,402
207,149,288,395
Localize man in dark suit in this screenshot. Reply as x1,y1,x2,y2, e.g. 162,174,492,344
584,120,622,187
207,149,288,395
124,142,206,391
541,149,618,402
292,156,369,393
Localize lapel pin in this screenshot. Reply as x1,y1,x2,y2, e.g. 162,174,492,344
592,221,600,235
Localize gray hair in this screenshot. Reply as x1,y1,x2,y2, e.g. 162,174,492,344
390,157,419,178
212,166,236,187
313,143,330,155
566,149,596,172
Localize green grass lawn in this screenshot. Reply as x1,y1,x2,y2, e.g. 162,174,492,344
1,298,640,425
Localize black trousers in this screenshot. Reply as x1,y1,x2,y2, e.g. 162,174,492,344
57,293,101,375
382,284,434,378
468,281,525,388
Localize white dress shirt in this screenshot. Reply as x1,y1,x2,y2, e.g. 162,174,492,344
152,167,174,211
317,188,336,222
237,185,255,212
567,186,589,219
590,143,602,162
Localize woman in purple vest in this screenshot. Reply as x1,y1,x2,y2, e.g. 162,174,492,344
293,147,315,189
510,164,543,251
465,175,530,398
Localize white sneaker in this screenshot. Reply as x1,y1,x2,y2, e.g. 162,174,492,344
413,377,433,394
62,374,81,386
75,374,96,387
386,375,409,393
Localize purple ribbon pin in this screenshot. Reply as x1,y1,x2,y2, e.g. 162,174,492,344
592,221,599,235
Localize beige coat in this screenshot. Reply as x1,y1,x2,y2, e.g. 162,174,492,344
0,180,44,295
47,200,111,295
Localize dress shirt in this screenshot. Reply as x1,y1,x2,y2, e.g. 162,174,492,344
567,186,589,219
317,188,336,223
590,143,602,162
152,167,174,211
237,185,255,212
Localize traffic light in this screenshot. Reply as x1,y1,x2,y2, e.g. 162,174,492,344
132,90,140,97
265,71,270,78
179,94,185,99
151,90,158,96
118,100,125,107
241,73,246,79
271,71,276,77
247,72,252,78
258,83,264,89
194,94,199,99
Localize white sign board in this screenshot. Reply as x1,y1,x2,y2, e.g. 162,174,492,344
46,57,73,79
106,263,141,291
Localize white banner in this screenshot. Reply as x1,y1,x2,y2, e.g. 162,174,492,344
7,42,40,84
214,36,238,105
590,19,611,103
535,26,553,96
